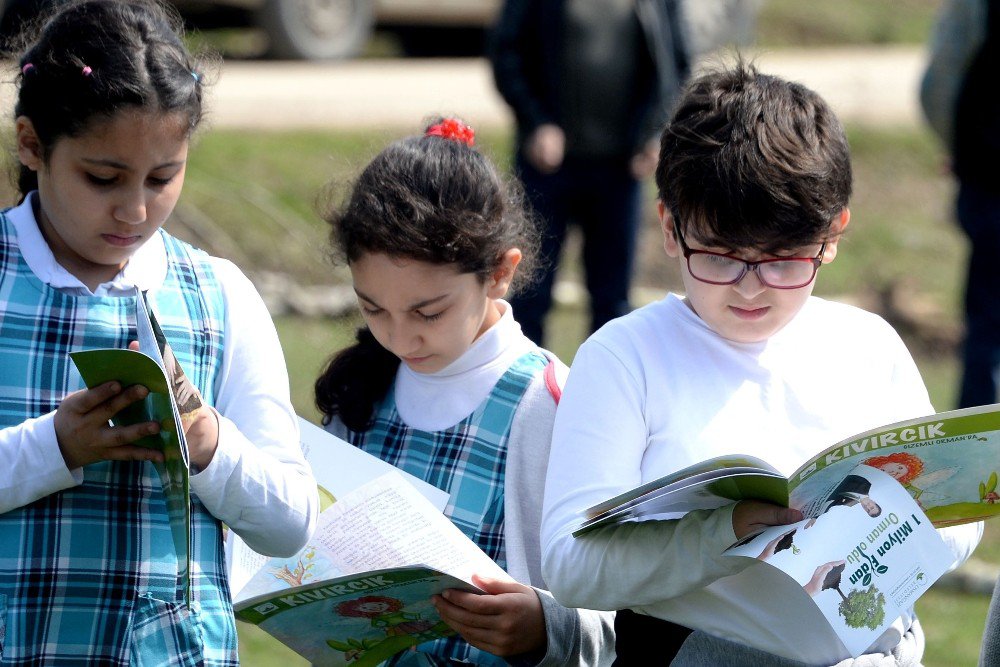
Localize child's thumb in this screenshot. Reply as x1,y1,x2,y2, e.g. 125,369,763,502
777,507,804,525
470,573,521,595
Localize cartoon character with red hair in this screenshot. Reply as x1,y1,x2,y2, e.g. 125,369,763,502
864,451,956,506
335,595,435,638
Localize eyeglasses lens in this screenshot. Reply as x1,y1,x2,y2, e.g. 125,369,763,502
688,254,817,288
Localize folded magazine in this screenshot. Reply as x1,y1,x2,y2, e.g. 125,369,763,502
227,419,508,666
574,403,1000,656
70,288,197,605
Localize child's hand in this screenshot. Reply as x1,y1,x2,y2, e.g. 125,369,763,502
432,574,546,658
732,500,803,540
54,382,163,469
184,405,220,472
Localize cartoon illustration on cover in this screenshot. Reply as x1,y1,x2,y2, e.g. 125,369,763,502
325,595,452,666
791,418,1000,527
862,452,957,507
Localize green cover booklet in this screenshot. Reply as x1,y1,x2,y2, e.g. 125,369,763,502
574,403,1000,657
69,287,198,605
227,420,507,666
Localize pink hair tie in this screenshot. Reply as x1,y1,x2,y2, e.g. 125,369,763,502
425,118,475,147
21,63,34,75
81,65,93,76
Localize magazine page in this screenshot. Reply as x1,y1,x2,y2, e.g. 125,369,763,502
233,471,506,606
68,288,192,604
233,472,507,665
724,465,954,658
226,419,449,597
235,566,475,667
574,468,789,537
296,417,448,511
787,403,1000,526
580,454,783,521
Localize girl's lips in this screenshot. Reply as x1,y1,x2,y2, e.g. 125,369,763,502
102,233,142,247
730,305,770,320
403,355,431,364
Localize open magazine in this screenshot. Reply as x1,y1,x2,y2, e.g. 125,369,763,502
574,403,1000,657
69,287,199,605
228,419,508,667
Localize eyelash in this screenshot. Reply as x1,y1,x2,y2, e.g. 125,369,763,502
86,174,175,187
86,174,116,186
360,306,443,323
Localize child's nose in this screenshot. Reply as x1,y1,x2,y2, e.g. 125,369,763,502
389,322,420,355
113,188,147,225
733,267,767,298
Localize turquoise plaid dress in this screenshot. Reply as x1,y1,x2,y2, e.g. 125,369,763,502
343,350,549,667
0,212,237,665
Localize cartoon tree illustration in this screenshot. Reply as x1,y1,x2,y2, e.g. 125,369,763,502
837,585,887,630
979,471,998,504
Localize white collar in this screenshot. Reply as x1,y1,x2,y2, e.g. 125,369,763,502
7,192,168,296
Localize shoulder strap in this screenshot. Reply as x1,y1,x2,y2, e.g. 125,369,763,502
543,359,562,405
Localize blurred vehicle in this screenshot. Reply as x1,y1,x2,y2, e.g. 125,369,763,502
170,0,499,60
0,0,755,62
0,0,498,60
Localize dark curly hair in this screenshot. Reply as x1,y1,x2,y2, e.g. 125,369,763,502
655,61,852,253
315,120,540,431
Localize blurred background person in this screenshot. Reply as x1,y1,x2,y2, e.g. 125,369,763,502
489,0,691,345
981,566,1000,665
920,0,1000,408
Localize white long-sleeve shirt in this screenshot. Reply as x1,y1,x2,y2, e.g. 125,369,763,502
541,293,982,664
0,195,317,557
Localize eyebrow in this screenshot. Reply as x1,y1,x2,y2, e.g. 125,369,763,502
81,158,186,171
354,289,450,311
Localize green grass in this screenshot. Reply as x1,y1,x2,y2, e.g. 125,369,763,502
755,0,942,47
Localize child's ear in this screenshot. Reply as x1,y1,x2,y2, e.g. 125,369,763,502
487,248,522,299
15,117,43,171
659,201,682,258
821,208,851,264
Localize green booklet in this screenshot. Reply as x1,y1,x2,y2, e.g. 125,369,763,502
228,421,507,666
574,403,1000,657
236,565,476,667
69,288,196,606
575,403,1000,536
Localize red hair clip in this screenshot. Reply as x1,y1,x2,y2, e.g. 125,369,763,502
425,118,475,146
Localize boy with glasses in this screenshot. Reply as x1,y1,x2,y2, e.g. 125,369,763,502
539,63,982,665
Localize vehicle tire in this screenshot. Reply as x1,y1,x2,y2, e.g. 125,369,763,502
258,0,373,60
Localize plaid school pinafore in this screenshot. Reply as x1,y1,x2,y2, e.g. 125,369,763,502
0,213,237,666
345,350,548,667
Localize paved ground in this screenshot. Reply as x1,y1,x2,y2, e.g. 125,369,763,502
202,45,928,130
1,46,927,129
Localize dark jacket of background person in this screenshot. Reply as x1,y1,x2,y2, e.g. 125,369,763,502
491,0,690,161
953,1,1000,194
489,0,691,344
920,0,1000,410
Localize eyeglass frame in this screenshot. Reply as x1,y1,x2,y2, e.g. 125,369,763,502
672,221,826,290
